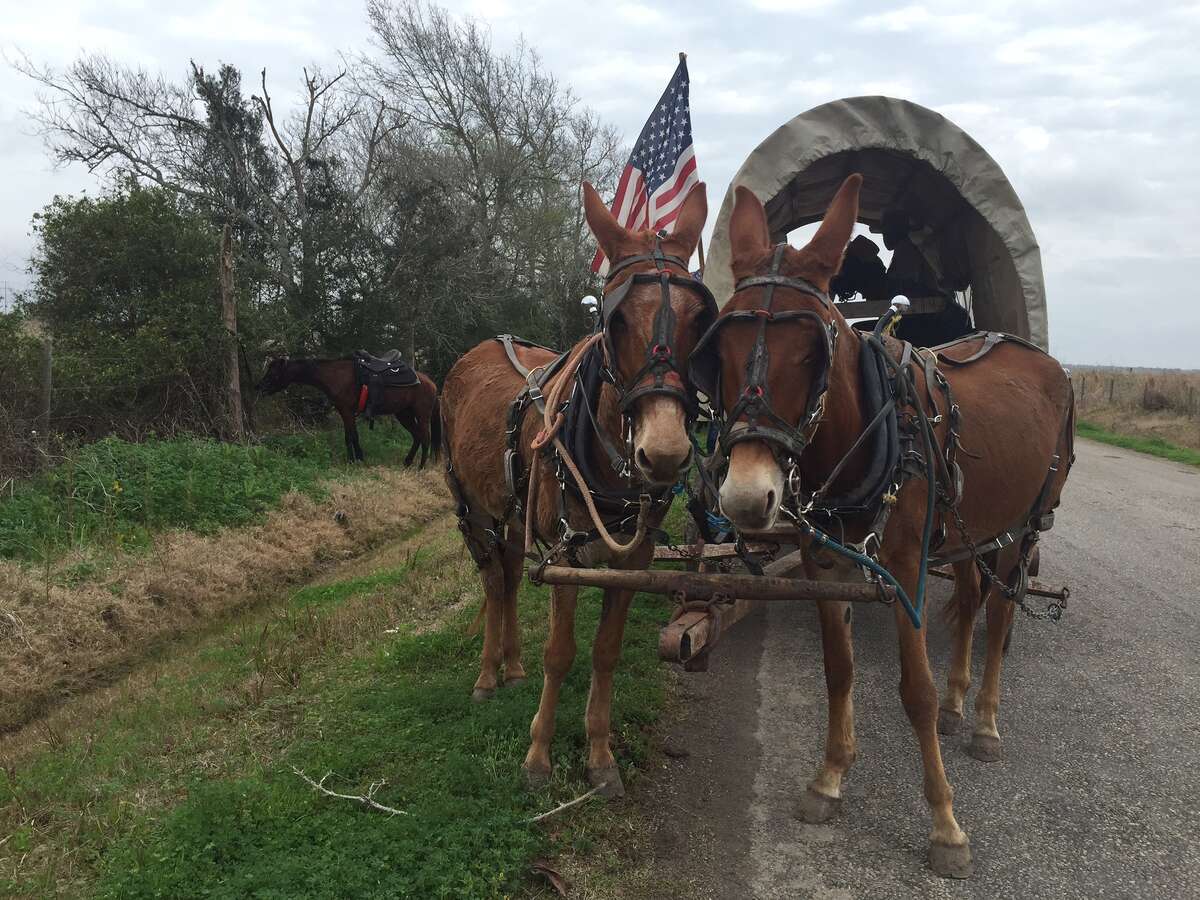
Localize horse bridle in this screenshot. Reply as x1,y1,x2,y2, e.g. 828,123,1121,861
598,236,719,420
690,243,839,473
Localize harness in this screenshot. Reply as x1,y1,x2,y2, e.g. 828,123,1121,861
599,237,720,416
690,244,838,466
446,237,719,569
693,242,1072,626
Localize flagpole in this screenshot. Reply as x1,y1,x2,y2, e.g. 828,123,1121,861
678,52,703,276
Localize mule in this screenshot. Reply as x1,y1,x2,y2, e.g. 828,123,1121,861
258,356,441,466
705,175,1074,877
440,180,712,798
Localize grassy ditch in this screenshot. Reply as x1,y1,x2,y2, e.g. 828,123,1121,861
0,427,416,563
1077,420,1200,468
0,512,674,898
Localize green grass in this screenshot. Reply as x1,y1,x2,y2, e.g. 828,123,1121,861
0,426,415,562
1077,420,1200,467
0,531,672,899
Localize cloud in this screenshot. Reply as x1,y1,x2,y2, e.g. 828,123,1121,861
613,3,665,25
744,0,841,11
856,4,1010,41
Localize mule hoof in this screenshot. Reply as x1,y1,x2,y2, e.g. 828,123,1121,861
471,687,495,703
937,708,963,736
929,840,973,879
523,766,552,791
968,733,1003,763
586,766,625,799
797,788,841,824
503,676,527,689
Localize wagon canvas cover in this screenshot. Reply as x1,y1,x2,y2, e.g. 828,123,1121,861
705,96,1048,349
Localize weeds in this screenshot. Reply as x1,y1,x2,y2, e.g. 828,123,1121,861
0,428,415,562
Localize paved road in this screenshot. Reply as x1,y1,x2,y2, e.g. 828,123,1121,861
646,439,1200,899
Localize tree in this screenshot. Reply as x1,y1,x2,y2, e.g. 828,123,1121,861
23,185,226,435
360,0,624,355
18,54,403,346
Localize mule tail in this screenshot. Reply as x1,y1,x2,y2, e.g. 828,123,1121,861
939,558,987,628
431,394,443,462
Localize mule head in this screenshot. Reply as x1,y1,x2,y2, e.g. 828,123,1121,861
714,175,862,531
257,357,293,394
584,179,712,487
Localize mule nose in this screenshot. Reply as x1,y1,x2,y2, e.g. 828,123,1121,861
634,440,692,487
719,469,782,532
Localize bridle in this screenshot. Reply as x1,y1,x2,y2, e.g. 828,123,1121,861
690,243,839,474
597,235,719,421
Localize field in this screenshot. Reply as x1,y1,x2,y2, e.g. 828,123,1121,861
1070,366,1200,452
0,429,678,898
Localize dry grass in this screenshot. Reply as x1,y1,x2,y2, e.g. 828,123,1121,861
0,468,453,735
1070,367,1200,451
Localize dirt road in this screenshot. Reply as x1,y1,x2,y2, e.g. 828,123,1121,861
646,439,1200,899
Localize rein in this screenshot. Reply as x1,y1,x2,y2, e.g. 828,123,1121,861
522,333,651,562
494,238,718,573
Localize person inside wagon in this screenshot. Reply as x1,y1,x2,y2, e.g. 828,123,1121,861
875,208,943,299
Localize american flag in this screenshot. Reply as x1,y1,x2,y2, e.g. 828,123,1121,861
591,56,698,274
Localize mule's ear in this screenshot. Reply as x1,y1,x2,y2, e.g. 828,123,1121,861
583,181,626,261
729,185,770,268
668,182,708,256
807,174,862,272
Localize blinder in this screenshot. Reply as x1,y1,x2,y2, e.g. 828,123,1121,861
689,243,839,465
598,237,719,417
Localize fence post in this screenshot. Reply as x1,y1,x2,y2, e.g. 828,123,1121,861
219,224,244,441
1108,377,1115,403
39,334,52,434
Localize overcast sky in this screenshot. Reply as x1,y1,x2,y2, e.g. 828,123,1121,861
2,0,1197,367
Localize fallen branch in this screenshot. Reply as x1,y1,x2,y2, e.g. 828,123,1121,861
292,767,408,816
526,785,602,824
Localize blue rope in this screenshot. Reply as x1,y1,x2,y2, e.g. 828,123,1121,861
795,521,925,629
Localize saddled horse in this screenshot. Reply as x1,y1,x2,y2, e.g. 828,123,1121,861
701,176,1074,877
258,355,441,466
441,180,713,798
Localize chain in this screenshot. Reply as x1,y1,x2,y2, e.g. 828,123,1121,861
942,495,1063,621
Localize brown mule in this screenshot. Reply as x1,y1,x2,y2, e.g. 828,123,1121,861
258,357,441,466
710,176,1074,877
441,180,711,798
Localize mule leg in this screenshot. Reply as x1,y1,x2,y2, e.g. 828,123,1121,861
891,560,972,878
970,577,1017,763
523,585,578,786
471,554,508,702
500,532,526,686
798,597,857,824
582,587,634,799
939,560,981,736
